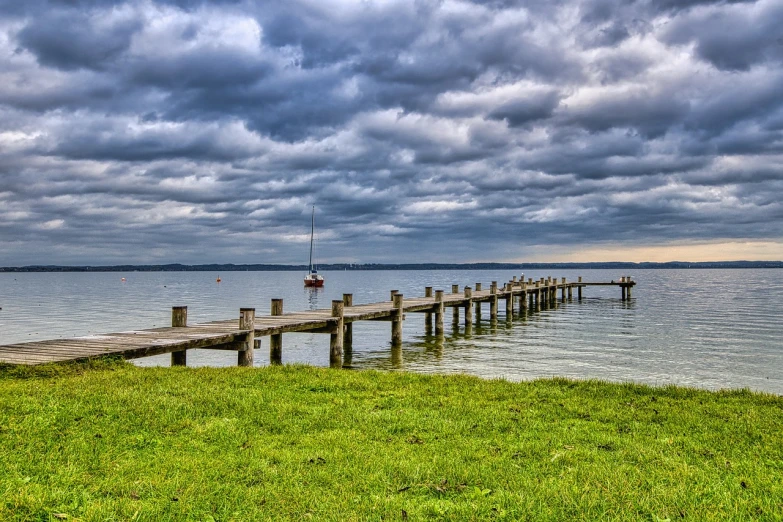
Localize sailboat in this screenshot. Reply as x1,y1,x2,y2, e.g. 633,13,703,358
304,206,325,287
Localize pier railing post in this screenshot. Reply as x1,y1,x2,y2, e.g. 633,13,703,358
391,294,404,346
390,290,398,301
452,284,460,323
330,300,344,368
424,287,433,330
343,294,353,349
520,282,527,312
464,286,473,326
270,299,283,365
578,276,583,300
434,290,444,335
505,283,513,317
238,308,255,367
490,282,498,319
171,306,187,367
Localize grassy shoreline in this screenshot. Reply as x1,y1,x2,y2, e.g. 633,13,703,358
1,360,781,521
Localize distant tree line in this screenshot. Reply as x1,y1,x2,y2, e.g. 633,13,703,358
1,261,782,272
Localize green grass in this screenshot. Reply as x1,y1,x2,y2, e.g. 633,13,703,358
1,360,781,521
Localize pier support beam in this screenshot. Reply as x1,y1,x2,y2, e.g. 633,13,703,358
434,290,444,335
505,283,513,317
424,287,433,330
621,277,627,300
342,294,353,349
464,286,473,326
489,282,498,319
561,278,567,301
578,277,583,300
627,278,633,299
330,300,344,368
519,283,527,313
238,308,255,367
391,293,404,346
452,284,460,323
171,306,187,367
270,299,283,365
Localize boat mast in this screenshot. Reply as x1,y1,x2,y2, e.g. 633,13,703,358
308,206,315,273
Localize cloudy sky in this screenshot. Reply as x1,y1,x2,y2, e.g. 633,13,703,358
1,0,782,266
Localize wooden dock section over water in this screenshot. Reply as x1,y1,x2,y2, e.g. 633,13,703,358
0,276,635,367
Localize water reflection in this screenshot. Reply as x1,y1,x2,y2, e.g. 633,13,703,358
305,286,324,310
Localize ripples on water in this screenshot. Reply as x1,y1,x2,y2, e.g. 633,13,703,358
1,269,781,394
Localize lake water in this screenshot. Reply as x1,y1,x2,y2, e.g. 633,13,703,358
1,269,781,394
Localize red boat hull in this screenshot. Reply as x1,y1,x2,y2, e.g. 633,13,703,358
304,276,324,287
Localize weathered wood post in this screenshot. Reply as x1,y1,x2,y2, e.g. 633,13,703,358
505,283,513,317
464,286,473,326
520,282,527,311
561,277,567,301
621,277,627,300
452,284,460,323
474,283,482,322
535,281,541,309
578,276,583,300
627,277,633,299
342,294,353,348
330,300,344,367
489,282,498,319
424,287,433,330
434,290,444,335
512,276,518,284
391,293,404,346
238,307,255,367
270,299,283,365
171,306,187,366
390,290,398,301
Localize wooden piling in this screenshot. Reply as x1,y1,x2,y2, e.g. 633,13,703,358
519,282,527,311
434,290,444,335
452,284,460,323
270,299,283,365
390,290,398,301
171,306,187,367
424,287,433,329
627,278,633,299
391,293,404,346
578,276,583,300
490,282,498,319
505,283,513,317
561,278,567,301
237,307,255,367
464,286,473,326
343,294,353,348
330,300,344,367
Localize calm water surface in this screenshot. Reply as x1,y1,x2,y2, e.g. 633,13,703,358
1,269,781,394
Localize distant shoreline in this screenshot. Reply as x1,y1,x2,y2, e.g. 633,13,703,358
1,261,782,272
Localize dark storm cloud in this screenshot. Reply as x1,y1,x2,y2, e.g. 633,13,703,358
17,9,141,71
1,0,782,265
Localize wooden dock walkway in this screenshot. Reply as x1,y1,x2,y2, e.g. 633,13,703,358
0,276,636,367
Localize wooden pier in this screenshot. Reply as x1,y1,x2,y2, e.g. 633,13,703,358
0,276,635,367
